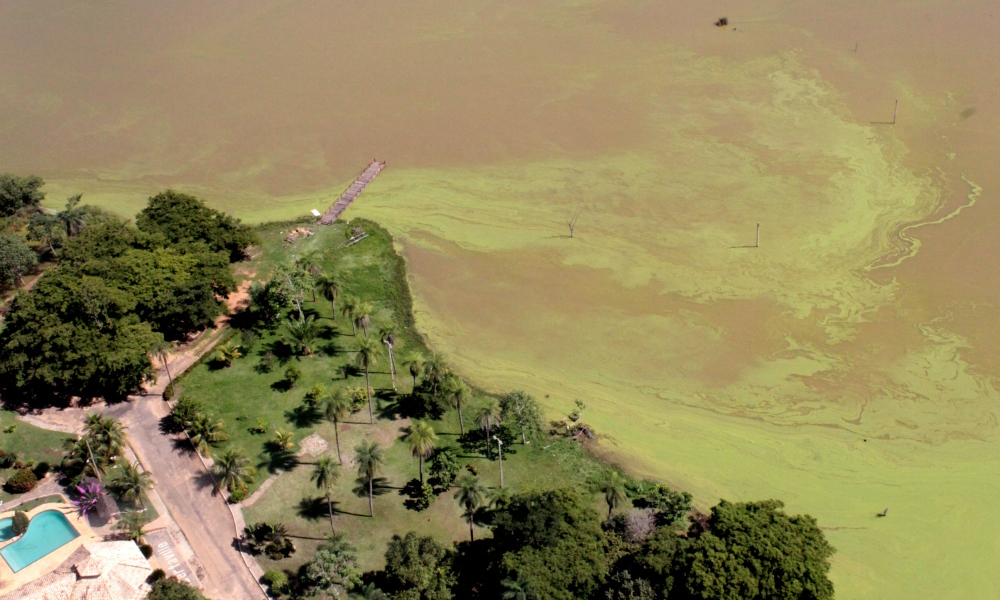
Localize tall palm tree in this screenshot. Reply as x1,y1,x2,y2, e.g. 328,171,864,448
62,437,103,477
112,461,154,506
58,193,88,237
422,353,449,397
283,314,321,355
186,413,229,457
600,471,628,519
315,274,342,319
403,355,425,389
403,420,438,483
341,296,360,335
212,447,256,494
84,413,127,463
442,375,470,436
475,400,502,458
324,389,352,463
454,474,486,542
311,457,341,535
152,336,174,394
355,338,380,424
380,328,398,391
115,510,148,543
354,440,384,517
353,302,374,337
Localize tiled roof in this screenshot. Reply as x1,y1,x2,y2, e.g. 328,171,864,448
0,542,152,600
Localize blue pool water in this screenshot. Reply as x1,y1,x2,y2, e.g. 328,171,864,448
0,518,14,541
0,510,79,572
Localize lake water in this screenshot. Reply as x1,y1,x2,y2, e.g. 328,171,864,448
2,0,998,597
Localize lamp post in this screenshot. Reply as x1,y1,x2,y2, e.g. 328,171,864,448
493,436,504,487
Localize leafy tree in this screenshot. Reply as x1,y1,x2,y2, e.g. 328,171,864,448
112,461,153,506
324,388,352,463
475,400,502,458
0,233,36,289
355,338,380,424
404,420,438,483
27,212,63,254
499,391,544,445
453,474,486,542
11,511,28,536
490,489,607,600
283,314,321,355
672,500,835,600
354,440,384,517
135,190,257,261
244,522,296,559
212,447,256,494
284,365,302,388
169,396,205,431
604,570,656,600
441,375,470,436
383,532,456,600
632,482,693,528
312,456,341,535
315,273,341,317
600,471,628,519
352,583,390,600
304,535,362,597
428,447,460,488
0,174,44,216
500,573,538,600
147,578,208,600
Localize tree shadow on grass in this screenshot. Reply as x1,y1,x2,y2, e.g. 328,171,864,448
257,449,299,475
297,496,369,520
270,379,294,393
285,404,321,428
351,477,395,499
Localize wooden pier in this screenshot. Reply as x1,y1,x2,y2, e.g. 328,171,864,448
317,160,386,225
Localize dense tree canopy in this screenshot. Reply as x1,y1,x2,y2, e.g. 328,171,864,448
0,234,36,289
146,578,207,600
383,532,456,600
136,190,258,261
0,173,44,216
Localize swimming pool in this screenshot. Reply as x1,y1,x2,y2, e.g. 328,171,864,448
0,518,14,542
0,510,80,572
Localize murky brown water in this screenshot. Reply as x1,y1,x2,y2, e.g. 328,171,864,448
2,1,999,597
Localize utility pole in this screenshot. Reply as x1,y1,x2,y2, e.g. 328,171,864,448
84,437,101,479
494,436,504,487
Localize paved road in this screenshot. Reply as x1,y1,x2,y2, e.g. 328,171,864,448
105,396,266,600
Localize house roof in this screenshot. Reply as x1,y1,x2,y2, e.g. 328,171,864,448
0,542,151,600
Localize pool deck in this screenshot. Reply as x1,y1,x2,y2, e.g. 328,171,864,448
0,503,99,592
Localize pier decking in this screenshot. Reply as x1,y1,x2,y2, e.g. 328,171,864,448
318,160,386,225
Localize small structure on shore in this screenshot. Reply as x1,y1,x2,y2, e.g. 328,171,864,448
715,17,728,27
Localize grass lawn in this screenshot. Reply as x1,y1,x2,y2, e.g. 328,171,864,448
177,218,615,571
0,410,67,502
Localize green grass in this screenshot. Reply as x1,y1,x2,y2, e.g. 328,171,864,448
8,494,64,513
178,218,614,570
0,410,66,466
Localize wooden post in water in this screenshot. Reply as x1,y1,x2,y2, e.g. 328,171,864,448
756,223,760,248
854,42,858,52
893,100,898,125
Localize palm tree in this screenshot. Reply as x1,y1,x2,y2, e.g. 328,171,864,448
354,440,384,517
342,297,360,335
351,583,390,600
58,193,88,237
115,510,147,543
112,461,154,506
600,471,627,519
283,314,321,355
324,389,352,463
272,428,295,451
454,474,486,542
213,447,256,494
186,413,229,457
315,274,342,319
152,335,174,394
62,437,103,477
403,420,437,483
380,328,398,391
403,355,425,389
311,457,341,535
475,400,502,458
500,574,535,600
355,338,380,424
84,413,127,463
353,301,373,337
442,375,470,436
214,343,242,367
422,353,449,397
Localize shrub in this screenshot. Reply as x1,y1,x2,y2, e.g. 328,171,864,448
240,329,258,354
256,351,276,374
147,578,207,600
169,396,205,432
5,468,36,493
11,511,28,535
347,387,369,412
429,447,460,489
147,569,166,584
140,543,154,558
284,366,302,387
248,417,268,435
32,461,50,479
0,450,13,468
228,486,248,503
304,384,327,406
3,425,15,434
262,570,288,594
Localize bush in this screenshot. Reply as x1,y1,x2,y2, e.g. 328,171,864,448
169,396,205,432
0,449,14,469
262,570,288,594
228,487,248,503
239,329,258,354
140,543,154,558
147,568,166,584
12,511,28,535
429,447,460,489
284,366,302,387
32,461,50,479
5,468,36,493
248,417,268,435
256,351,276,374
147,577,207,600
